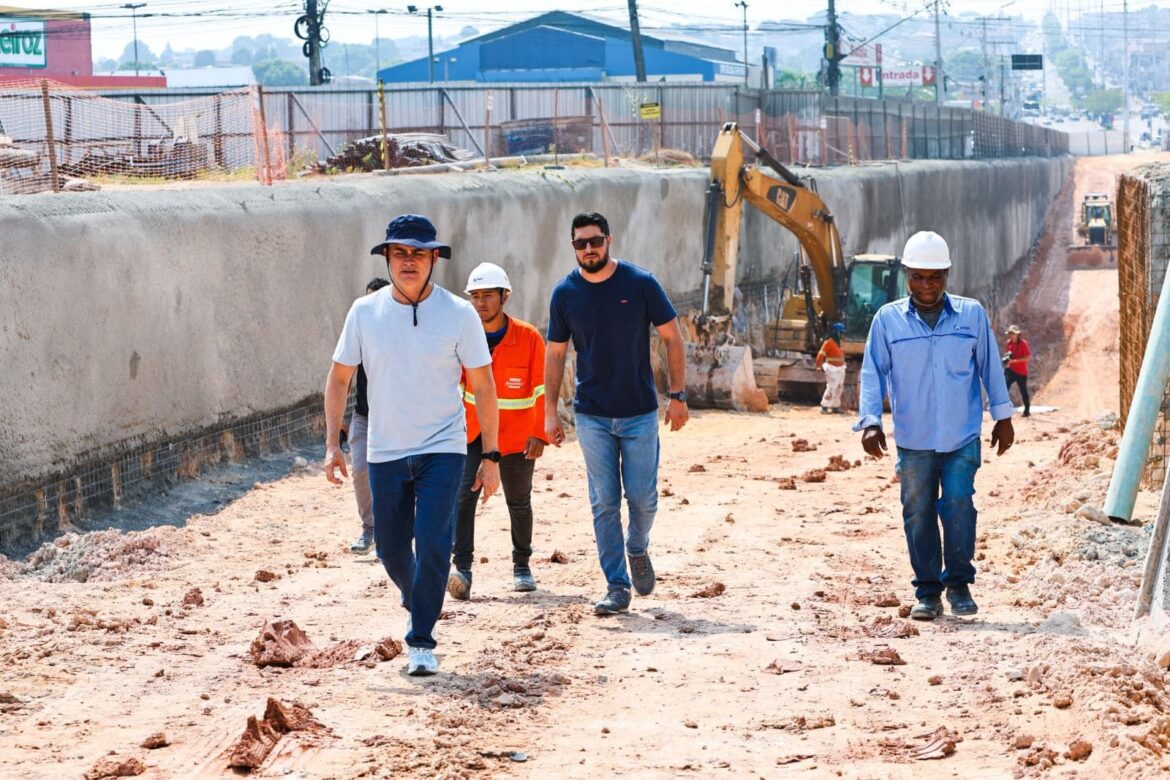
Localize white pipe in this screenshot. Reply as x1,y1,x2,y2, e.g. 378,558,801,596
1105,268,1170,521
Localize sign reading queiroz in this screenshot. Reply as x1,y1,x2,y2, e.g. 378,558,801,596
0,19,47,69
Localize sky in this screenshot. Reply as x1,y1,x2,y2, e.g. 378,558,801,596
2,0,1154,61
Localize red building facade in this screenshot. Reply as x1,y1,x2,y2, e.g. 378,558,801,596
0,6,164,87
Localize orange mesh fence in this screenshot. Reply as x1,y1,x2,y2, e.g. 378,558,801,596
0,79,261,193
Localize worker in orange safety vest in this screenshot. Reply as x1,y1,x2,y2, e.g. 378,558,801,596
448,262,549,600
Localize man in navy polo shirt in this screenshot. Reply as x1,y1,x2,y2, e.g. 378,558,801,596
544,212,689,615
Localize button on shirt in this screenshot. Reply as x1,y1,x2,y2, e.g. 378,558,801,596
853,294,1013,453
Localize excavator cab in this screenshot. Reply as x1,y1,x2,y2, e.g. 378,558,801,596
842,256,905,344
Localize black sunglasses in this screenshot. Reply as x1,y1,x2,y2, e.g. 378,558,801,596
571,236,607,250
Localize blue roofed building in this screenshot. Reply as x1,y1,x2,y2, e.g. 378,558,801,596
376,11,746,84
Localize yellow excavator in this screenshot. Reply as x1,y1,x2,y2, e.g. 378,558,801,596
685,122,904,410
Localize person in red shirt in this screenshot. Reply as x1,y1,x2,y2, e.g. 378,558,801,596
448,263,549,600
1003,324,1031,418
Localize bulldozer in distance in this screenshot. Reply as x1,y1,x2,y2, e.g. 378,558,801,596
1068,192,1116,267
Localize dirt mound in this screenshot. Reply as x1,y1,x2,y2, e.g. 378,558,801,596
84,755,145,779
14,527,185,583
227,697,328,770
1056,424,1120,470
692,582,726,598
249,620,317,667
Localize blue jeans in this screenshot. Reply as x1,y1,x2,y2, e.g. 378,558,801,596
575,410,660,591
895,438,980,599
369,453,465,650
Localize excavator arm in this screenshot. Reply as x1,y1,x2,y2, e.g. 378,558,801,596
701,123,847,332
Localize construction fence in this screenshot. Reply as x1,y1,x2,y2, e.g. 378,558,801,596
1117,163,1170,487
0,80,1069,194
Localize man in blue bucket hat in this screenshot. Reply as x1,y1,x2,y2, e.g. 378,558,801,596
324,214,501,677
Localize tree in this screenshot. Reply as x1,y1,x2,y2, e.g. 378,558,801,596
159,43,175,66
252,59,307,86
193,50,218,68
946,50,983,83
775,69,811,89
1151,92,1170,118
231,47,254,66
119,40,156,66
1080,89,1124,115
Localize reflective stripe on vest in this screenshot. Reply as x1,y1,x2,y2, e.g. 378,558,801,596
462,384,546,410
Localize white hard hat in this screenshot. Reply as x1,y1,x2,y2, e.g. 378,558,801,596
901,231,952,270
464,262,512,293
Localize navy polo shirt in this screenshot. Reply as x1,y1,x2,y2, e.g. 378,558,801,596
547,260,677,418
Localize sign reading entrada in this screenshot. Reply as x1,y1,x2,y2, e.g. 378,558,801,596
0,19,47,68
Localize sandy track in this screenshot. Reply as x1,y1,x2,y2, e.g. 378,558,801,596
3,156,1170,779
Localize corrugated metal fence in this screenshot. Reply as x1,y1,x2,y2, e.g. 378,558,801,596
92,83,1067,169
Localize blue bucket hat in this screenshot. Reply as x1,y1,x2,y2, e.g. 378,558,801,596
370,214,452,259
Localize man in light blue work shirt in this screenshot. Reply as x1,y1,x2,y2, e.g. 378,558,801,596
854,230,1014,621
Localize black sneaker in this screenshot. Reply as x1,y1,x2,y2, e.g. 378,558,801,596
513,566,537,592
447,568,472,601
628,553,656,596
593,588,631,615
909,594,944,621
946,584,979,616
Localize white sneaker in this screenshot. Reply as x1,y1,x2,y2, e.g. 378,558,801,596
404,614,412,642
406,646,438,676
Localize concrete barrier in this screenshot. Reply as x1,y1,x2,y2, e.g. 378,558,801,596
0,156,1071,528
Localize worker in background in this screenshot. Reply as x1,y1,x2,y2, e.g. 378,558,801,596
855,230,1014,621
346,277,391,554
448,262,548,601
1003,324,1032,418
324,214,500,677
816,322,847,414
544,212,689,616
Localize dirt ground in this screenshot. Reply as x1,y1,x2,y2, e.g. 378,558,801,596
4,155,1170,779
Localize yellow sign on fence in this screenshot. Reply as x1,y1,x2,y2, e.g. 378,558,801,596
639,102,662,120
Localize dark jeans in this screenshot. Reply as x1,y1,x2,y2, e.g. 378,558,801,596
895,438,980,600
453,436,535,571
369,453,465,650
1004,368,1030,414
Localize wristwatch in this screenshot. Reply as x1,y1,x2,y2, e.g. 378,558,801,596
482,450,502,463
669,391,688,403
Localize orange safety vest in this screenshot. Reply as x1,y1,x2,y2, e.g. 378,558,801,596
461,317,548,456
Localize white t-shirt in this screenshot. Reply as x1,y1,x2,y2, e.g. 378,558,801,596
332,285,491,463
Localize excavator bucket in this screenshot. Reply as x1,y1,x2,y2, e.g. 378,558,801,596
685,342,770,412
1067,242,1115,268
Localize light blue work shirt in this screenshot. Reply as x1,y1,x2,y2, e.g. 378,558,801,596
853,293,1013,453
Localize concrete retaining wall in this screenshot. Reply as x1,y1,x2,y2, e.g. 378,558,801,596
0,156,1071,488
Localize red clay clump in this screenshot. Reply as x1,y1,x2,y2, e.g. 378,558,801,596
249,620,317,667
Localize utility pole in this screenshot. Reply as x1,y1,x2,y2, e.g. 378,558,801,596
981,17,988,104
120,3,146,77
627,0,647,82
1123,0,1130,151
296,1,330,85
933,0,944,104
1099,0,1105,88
369,9,387,78
825,0,843,96
735,1,749,86
406,5,443,83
